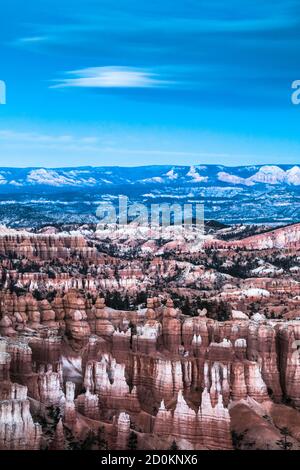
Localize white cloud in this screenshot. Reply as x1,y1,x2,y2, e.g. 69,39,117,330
18,36,49,43
51,66,172,89
0,128,234,167
0,130,99,146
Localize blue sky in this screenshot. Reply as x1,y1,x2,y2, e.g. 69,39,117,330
0,0,300,167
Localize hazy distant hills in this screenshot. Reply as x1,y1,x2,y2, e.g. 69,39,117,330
0,164,299,189
0,165,299,227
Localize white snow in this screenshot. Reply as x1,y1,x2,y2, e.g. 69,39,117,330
251,263,283,275
241,288,270,298
217,171,254,186
141,176,164,183
248,165,300,186
165,169,178,180
27,169,76,186
100,178,113,184
290,266,300,273
286,166,300,185
232,310,248,320
26,168,97,186
251,312,266,322
186,166,208,183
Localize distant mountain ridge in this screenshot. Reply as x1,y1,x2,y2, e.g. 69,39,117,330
0,164,299,189
0,164,298,227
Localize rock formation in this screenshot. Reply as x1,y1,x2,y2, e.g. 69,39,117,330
0,224,299,450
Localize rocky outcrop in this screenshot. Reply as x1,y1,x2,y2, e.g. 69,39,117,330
94,298,115,339
50,419,65,450
27,364,65,406
75,389,100,420
64,381,76,425
2,305,300,450
153,388,232,450
115,412,130,450
0,220,299,452
0,383,41,450
162,299,182,354
278,323,300,406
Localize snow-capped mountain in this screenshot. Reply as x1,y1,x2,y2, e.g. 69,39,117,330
218,165,300,186
286,166,300,185
26,168,98,186
0,164,299,188
186,166,208,183
0,164,298,227
217,171,255,186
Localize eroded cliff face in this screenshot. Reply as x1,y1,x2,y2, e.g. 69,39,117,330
0,379,41,450
1,290,300,450
0,224,299,450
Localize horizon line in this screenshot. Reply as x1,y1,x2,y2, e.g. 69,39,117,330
0,163,299,170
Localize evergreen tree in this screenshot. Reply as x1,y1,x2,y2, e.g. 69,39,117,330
276,427,293,450
127,431,138,450
81,430,99,450
169,440,178,450
97,425,109,450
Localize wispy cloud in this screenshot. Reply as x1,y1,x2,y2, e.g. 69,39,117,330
0,130,102,151
18,36,49,43
0,129,230,163
1,128,299,168
51,66,173,89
